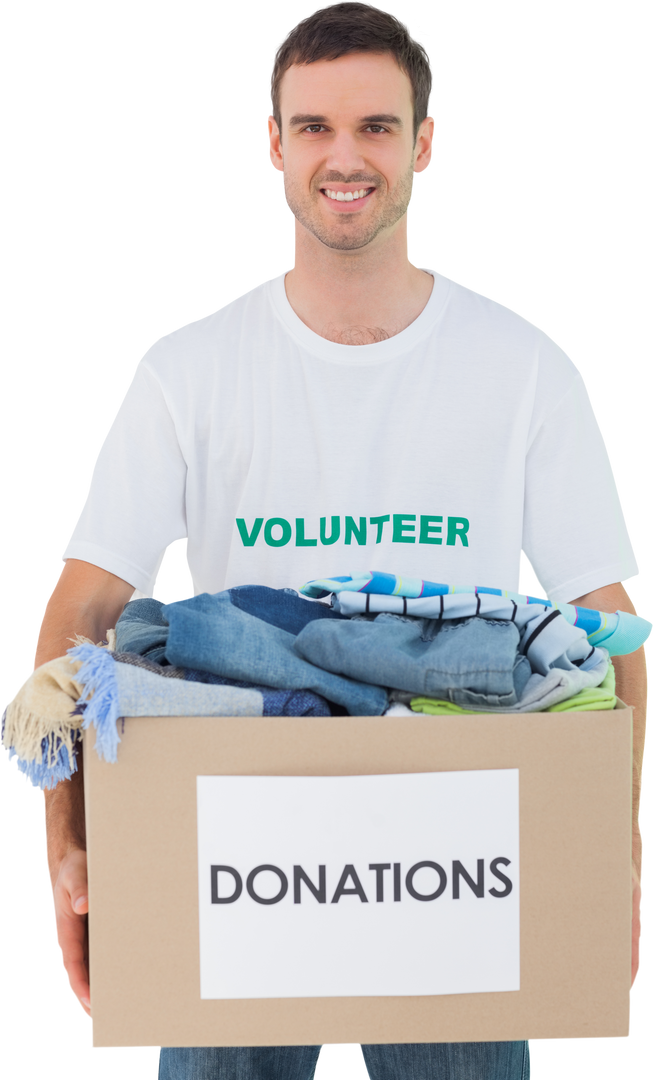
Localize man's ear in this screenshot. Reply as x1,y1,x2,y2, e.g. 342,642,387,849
269,116,283,171
413,116,434,174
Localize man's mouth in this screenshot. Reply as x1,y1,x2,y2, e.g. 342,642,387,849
317,187,373,210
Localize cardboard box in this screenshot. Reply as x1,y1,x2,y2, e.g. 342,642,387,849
84,707,632,1047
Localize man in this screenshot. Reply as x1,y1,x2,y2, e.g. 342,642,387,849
38,4,645,1078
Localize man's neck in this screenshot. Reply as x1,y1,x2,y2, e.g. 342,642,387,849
284,219,433,345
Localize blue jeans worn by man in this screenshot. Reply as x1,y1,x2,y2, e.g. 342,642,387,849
159,1042,530,1079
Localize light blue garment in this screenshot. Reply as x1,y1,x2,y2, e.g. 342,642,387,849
294,615,531,707
115,586,346,660
301,570,651,657
163,592,388,716
71,644,263,765
159,1040,530,1079
334,593,602,675
294,614,609,712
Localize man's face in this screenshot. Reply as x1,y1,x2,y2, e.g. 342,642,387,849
270,52,431,251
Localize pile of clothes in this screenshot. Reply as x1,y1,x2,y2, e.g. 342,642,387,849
3,571,650,790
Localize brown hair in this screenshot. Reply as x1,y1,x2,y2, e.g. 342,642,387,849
271,3,431,141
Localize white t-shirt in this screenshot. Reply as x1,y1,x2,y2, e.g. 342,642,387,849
64,272,637,603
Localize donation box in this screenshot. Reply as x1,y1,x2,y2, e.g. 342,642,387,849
83,708,632,1046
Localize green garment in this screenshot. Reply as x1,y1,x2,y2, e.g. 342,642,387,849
409,662,617,716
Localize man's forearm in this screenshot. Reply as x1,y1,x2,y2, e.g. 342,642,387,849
43,593,100,874
612,646,647,880
38,560,134,861
45,759,87,877
35,559,133,669
569,587,647,881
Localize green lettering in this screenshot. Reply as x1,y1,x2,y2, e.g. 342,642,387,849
264,517,292,547
236,517,264,547
345,516,367,545
295,518,317,546
419,515,443,545
369,515,390,543
393,514,416,543
320,516,341,545
447,517,470,547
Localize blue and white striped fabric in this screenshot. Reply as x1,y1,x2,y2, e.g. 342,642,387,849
300,571,651,658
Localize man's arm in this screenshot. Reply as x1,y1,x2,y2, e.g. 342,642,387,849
38,559,135,1015
570,581,647,985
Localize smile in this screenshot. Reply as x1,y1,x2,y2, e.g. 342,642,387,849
317,187,373,210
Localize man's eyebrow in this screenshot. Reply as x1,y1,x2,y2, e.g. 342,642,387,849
289,114,401,129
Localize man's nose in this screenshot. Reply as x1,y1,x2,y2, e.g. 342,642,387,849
324,131,367,177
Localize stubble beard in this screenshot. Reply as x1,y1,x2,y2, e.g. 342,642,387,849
284,166,415,251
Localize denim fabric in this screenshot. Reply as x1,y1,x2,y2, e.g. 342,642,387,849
294,614,530,707
115,588,345,662
362,1041,529,1079
112,649,331,716
158,1041,529,1079
297,610,609,711
333,592,606,673
158,1046,320,1080
115,597,169,663
163,592,388,716
113,660,263,717
228,585,347,635
115,591,342,714
183,668,331,717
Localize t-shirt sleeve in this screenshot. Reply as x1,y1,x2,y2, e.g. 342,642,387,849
522,372,637,603
63,359,187,594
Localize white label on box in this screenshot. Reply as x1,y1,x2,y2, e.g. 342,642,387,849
196,770,520,999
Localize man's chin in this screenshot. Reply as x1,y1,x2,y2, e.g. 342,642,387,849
305,218,383,251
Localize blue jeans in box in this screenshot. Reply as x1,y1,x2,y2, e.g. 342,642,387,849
294,614,531,709
115,587,347,662
114,587,384,712
163,591,388,716
159,1041,529,1078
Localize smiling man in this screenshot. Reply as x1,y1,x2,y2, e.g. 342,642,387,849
38,4,645,1080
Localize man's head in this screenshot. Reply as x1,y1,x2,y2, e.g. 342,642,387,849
269,3,433,253
271,3,431,143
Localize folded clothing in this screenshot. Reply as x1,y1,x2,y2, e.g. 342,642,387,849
4,576,625,790
115,650,331,717
115,585,347,660
300,571,651,657
162,591,388,716
119,583,608,713
294,613,609,713
407,660,617,716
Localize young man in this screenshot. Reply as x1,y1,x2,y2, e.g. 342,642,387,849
38,4,645,1078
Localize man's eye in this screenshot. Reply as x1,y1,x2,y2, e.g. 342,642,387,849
302,125,386,133
366,125,387,133
304,125,325,133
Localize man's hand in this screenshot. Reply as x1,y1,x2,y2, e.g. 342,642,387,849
633,862,641,987
52,849,91,1014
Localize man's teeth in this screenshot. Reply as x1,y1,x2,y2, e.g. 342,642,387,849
323,188,371,201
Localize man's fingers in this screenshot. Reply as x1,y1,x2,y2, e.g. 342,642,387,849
630,864,643,989
57,905,91,1012
53,849,91,1013
66,955,92,1015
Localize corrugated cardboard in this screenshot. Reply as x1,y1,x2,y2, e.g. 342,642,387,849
84,707,632,1046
